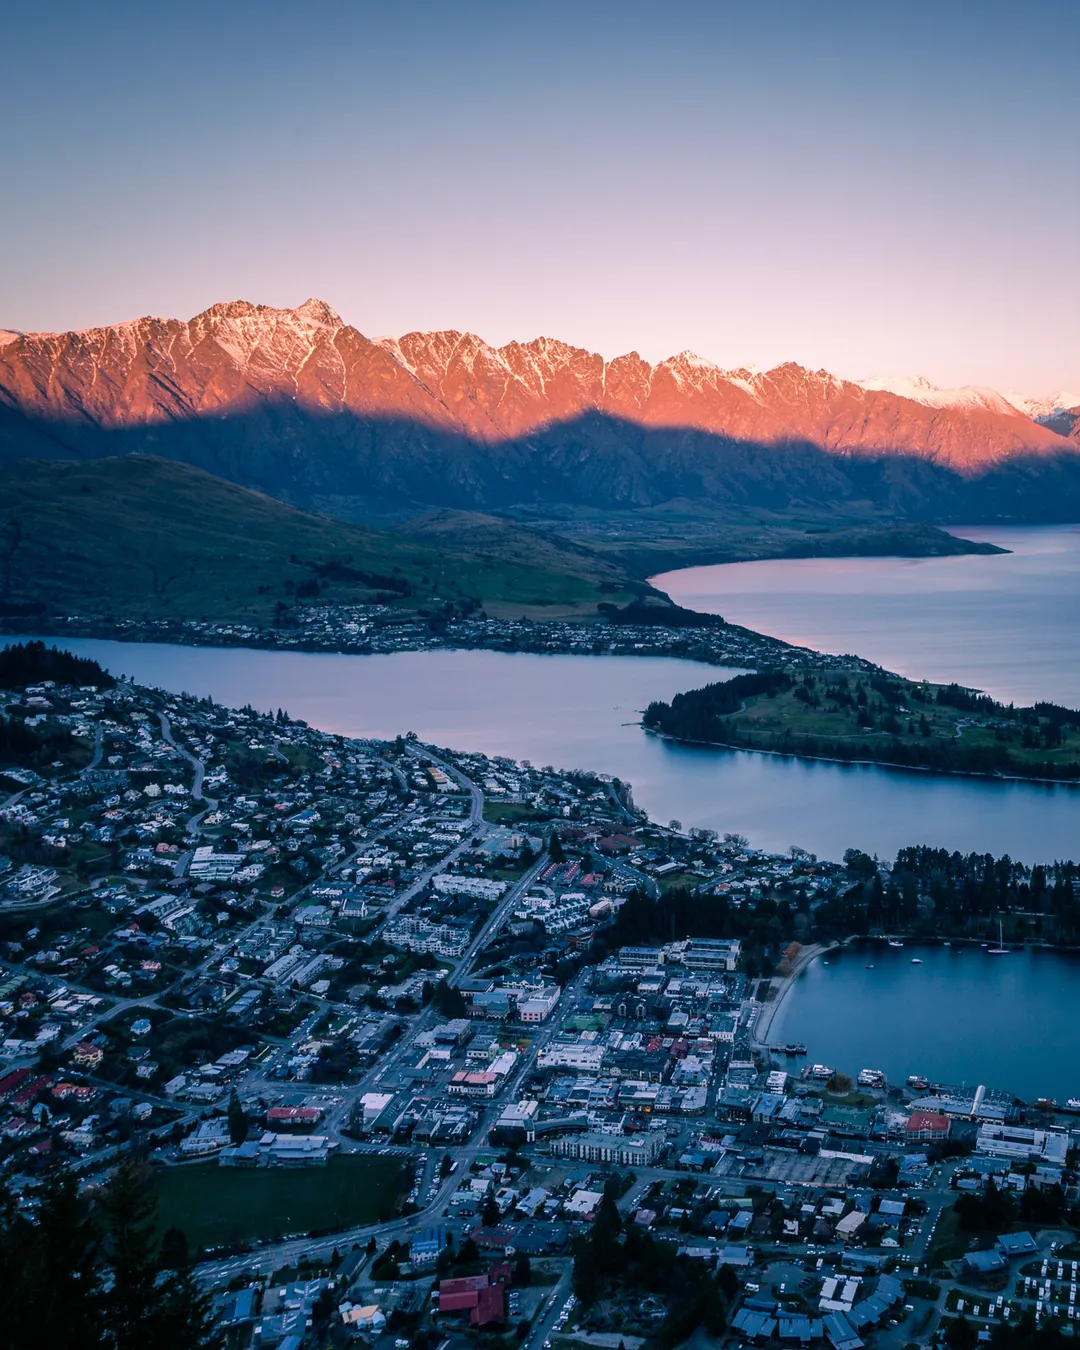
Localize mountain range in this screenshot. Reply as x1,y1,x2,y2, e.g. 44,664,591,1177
2,299,1079,522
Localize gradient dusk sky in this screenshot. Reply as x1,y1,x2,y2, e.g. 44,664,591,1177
2,0,1078,392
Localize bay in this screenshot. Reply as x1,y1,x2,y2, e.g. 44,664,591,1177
654,523,1080,708
8,636,1080,864
767,943,1080,1103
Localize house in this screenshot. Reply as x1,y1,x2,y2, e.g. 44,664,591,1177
964,1249,1006,1278
997,1231,1038,1258
411,1226,449,1265
823,1311,863,1350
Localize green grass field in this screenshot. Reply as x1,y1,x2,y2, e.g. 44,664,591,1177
153,1153,408,1252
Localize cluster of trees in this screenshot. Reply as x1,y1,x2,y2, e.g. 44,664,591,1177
0,714,77,771
607,839,1080,960
644,671,792,738
0,640,115,690
832,847,1080,944
954,1178,1076,1234
571,1179,737,1346
0,1162,214,1350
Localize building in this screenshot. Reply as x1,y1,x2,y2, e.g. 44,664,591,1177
437,1267,510,1327
997,1231,1038,1258
410,1226,449,1266
673,938,742,972
537,1040,606,1072
976,1123,1068,1166
964,1249,1007,1278
382,915,471,959
181,1119,231,1156
357,1091,395,1128
517,986,561,1023
906,1110,950,1143
448,1071,498,1098
549,1130,665,1167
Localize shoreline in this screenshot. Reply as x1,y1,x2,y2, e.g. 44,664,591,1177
644,726,1080,790
751,940,836,1050
8,621,1080,791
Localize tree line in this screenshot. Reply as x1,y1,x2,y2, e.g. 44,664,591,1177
0,1161,216,1349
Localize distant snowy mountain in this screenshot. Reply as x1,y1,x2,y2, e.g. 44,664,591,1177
857,373,1020,416
1002,390,1080,421
1,299,1078,518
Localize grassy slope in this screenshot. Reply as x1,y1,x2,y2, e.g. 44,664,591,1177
505,501,1006,575
396,508,647,615
0,456,643,624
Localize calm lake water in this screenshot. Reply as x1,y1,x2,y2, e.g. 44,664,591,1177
10,636,1080,864
655,523,1080,708
768,943,1080,1103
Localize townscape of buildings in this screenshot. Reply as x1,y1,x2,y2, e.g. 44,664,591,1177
14,602,878,676
1,654,1078,1350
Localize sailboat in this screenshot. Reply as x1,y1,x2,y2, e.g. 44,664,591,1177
988,917,1008,955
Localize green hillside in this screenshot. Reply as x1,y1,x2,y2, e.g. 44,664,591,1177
0,456,644,625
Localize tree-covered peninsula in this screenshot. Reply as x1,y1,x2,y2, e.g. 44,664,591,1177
643,668,1080,782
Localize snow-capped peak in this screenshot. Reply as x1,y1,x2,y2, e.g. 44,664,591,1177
1002,390,1080,420
857,373,1019,416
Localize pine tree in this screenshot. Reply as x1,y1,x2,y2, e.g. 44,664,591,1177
227,1088,247,1146
101,1162,163,1350
33,1167,106,1345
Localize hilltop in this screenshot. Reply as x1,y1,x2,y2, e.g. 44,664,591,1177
0,456,648,626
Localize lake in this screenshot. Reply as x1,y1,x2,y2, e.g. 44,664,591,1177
9,635,1080,864
654,523,1080,708
767,943,1080,1103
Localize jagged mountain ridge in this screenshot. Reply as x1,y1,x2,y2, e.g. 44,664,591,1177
1,299,1078,517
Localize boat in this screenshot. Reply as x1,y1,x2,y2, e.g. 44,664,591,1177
911,957,922,964
988,917,1008,955
865,964,874,969
1067,1099,1080,1111
888,940,903,948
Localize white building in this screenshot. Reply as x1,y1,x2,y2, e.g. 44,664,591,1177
976,1124,1068,1166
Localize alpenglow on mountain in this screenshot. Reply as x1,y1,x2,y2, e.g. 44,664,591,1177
1,299,1079,519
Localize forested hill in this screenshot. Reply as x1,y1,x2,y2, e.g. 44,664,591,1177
643,668,1080,782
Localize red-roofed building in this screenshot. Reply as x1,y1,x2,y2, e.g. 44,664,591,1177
12,1075,53,1110
437,1266,509,1327
907,1110,950,1142
0,1068,33,1100
267,1106,322,1129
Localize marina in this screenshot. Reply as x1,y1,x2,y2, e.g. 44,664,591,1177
769,940,1080,1104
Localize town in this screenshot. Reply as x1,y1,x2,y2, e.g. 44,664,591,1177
11,600,878,678
1,642,1078,1350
